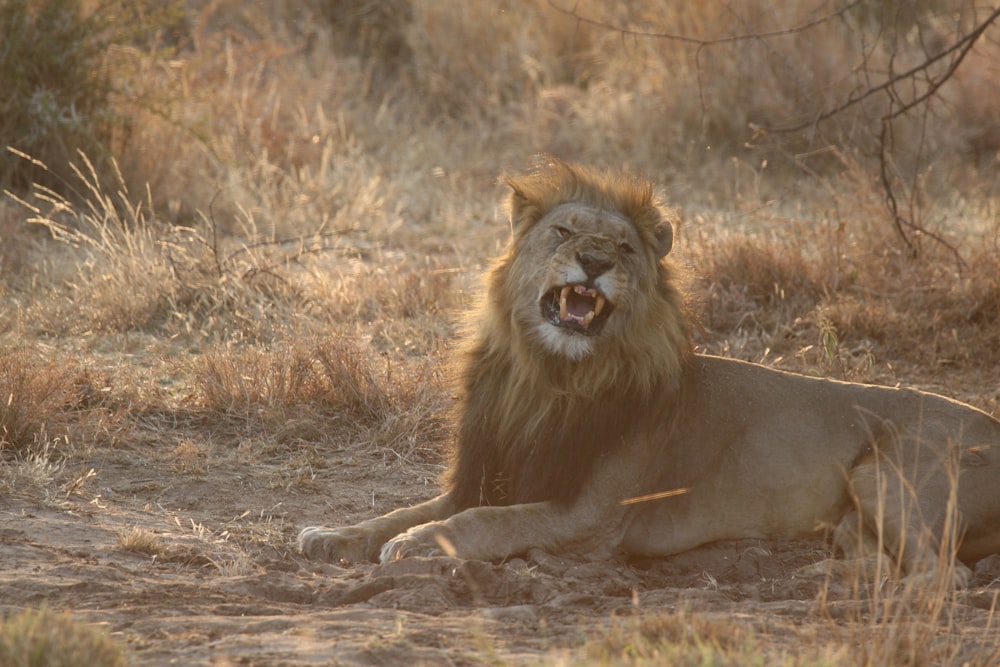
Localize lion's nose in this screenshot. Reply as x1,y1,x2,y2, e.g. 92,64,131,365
577,252,614,280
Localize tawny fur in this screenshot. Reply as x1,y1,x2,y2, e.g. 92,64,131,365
299,157,1000,588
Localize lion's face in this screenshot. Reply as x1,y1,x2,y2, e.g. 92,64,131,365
509,202,662,360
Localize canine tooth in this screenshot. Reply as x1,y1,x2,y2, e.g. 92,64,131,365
559,286,571,321
583,311,595,327
594,295,606,316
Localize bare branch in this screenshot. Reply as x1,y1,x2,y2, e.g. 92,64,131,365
549,1,1000,261
766,6,1000,133
546,0,865,46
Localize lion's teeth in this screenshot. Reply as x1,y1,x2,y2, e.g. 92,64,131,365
582,311,595,327
594,295,605,316
559,286,571,321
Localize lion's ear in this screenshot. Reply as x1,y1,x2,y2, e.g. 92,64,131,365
506,181,543,233
652,218,673,258
508,184,529,221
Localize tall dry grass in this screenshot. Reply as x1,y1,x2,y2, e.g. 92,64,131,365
0,347,133,457
9,0,990,238
692,216,1000,375
193,341,448,460
6,151,444,345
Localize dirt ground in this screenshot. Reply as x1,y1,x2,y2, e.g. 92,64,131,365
4,423,1000,666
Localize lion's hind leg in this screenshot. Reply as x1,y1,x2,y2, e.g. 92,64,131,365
846,455,972,589
793,509,882,583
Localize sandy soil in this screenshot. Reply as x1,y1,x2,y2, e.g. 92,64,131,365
4,433,1000,666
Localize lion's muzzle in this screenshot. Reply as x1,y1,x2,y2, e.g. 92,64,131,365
540,283,612,335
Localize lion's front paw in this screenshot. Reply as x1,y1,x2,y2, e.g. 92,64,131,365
298,525,378,564
379,524,454,563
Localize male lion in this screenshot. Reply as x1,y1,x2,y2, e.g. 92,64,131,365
299,158,1000,586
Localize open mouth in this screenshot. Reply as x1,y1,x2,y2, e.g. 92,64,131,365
540,284,612,335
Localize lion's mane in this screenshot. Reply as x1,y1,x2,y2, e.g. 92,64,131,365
447,159,692,510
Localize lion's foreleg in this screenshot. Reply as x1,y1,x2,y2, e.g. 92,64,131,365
379,441,651,562
379,499,628,563
299,493,457,563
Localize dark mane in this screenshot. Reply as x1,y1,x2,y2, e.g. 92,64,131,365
447,343,677,508
443,159,690,511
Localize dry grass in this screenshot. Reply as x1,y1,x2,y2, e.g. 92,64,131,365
818,449,1000,667
0,349,81,453
117,525,164,557
0,347,126,455
0,1,998,664
0,606,126,667
194,341,448,460
580,611,810,666
690,223,1000,376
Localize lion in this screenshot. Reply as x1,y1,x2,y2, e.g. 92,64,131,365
299,157,1000,587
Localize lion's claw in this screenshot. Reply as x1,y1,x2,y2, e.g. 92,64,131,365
379,524,452,563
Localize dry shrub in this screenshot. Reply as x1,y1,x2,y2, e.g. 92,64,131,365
0,0,115,193
699,235,825,340
534,0,999,190
695,231,1000,373
9,150,466,349
403,1,594,119
0,606,125,667
823,246,1000,369
323,263,463,355
0,347,135,460
1,0,189,199
194,341,448,459
117,525,164,557
0,349,83,453
6,0,996,233
11,153,354,342
98,1,375,225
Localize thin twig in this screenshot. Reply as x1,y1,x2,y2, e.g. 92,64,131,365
549,1,999,263
547,0,865,46
206,190,224,279
766,6,1000,133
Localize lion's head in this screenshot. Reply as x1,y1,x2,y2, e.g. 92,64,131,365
447,158,692,509
497,158,689,384
505,160,676,356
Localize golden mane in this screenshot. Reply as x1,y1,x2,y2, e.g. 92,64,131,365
446,158,691,509
503,157,673,257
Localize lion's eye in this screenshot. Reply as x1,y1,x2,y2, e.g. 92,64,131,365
555,226,572,239
619,241,636,255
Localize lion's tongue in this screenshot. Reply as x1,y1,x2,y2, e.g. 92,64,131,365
559,285,605,328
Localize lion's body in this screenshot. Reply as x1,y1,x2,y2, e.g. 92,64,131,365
299,159,1000,586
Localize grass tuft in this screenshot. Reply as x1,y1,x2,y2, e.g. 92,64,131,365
0,349,84,453
579,610,825,666
194,341,448,460
0,606,126,667
117,526,164,557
